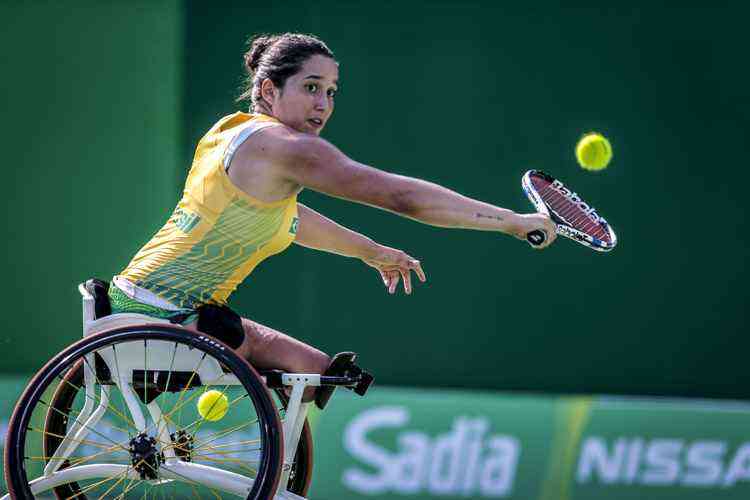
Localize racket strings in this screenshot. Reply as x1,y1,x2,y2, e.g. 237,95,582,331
534,179,610,241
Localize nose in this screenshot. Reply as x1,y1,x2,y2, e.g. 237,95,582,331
314,94,328,113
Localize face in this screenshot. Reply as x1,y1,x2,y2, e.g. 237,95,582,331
262,54,339,135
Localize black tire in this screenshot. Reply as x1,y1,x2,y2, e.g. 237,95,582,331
4,325,283,500
43,359,85,499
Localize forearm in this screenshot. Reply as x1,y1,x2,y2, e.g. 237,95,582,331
294,203,379,259
389,175,521,233
277,133,523,235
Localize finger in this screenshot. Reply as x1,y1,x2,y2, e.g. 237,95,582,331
540,224,557,249
409,259,427,282
379,270,390,287
389,272,400,294
547,226,558,244
400,269,413,295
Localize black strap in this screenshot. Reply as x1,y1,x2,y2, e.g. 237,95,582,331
196,304,245,349
84,278,111,319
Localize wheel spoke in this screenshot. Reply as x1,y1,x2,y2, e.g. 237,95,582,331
192,453,259,471
95,464,132,499
113,473,140,499
169,382,243,458
150,342,179,448
38,397,132,446
27,441,124,467
143,340,148,417
176,392,250,440
36,412,130,456
137,356,210,439
193,447,261,458
30,426,114,450
111,344,135,440
159,461,225,497
190,420,256,452
193,438,261,452
170,353,208,424
65,464,132,499
78,357,140,432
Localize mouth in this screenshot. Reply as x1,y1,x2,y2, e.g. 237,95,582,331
307,118,324,128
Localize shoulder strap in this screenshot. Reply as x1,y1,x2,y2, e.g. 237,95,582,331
223,120,281,172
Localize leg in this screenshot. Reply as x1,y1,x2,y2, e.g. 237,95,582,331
186,317,330,401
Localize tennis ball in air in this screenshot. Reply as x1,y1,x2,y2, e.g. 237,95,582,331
197,390,229,421
575,133,612,171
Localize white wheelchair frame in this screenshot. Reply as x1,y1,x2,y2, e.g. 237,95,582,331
2,285,321,499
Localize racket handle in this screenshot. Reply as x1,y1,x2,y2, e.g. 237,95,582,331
526,229,547,247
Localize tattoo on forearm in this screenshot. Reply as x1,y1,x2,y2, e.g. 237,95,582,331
476,213,504,221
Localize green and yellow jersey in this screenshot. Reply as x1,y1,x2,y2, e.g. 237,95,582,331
117,112,299,309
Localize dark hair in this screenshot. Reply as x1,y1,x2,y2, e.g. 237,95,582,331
238,33,336,111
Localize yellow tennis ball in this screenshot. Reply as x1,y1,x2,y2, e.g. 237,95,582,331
576,133,612,171
197,390,229,421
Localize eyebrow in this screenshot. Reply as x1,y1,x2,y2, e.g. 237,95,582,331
304,75,339,85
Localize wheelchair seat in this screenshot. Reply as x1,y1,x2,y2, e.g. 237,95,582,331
80,279,172,338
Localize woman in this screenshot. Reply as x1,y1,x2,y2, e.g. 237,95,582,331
109,33,556,404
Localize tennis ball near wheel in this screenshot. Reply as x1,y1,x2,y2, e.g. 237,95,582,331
575,133,612,171
197,390,229,421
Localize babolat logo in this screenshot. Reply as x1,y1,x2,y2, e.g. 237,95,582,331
549,180,605,224
342,406,519,497
289,216,299,235
173,208,201,233
577,436,750,488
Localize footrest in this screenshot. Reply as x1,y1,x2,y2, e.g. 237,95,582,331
351,370,374,396
260,354,375,409
316,351,376,409
315,352,355,409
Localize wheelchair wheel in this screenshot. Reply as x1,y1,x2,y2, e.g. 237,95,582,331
41,361,315,498
4,325,283,499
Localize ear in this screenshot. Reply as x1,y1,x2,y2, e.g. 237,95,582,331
260,78,277,107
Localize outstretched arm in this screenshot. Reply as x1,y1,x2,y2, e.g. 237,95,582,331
294,203,426,294
266,128,556,248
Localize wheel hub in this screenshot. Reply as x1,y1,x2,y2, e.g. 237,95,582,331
129,433,162,480
170,430,194,462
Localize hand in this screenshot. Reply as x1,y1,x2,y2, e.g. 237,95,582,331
512,213,558,249
362,245,427,294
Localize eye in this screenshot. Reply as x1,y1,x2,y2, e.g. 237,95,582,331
327,88,337,98
305,83,318,93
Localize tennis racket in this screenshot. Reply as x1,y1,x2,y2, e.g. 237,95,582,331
522,170,617,252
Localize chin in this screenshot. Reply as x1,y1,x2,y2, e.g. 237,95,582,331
305,125,322,136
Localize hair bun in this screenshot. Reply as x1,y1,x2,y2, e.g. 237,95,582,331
245,35,277,73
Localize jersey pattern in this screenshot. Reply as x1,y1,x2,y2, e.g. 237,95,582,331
118,112,298,308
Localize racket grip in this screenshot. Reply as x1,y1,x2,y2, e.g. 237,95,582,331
526,229,547,247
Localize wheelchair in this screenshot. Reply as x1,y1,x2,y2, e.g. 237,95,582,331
2,279,373,499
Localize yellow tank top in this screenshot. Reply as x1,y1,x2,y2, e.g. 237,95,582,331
119,112,299,308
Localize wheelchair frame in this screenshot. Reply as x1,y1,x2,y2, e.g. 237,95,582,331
1,283,371,499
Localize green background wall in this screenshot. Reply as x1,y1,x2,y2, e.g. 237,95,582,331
1,1,182,370
2,2,748,400
185,3,750,398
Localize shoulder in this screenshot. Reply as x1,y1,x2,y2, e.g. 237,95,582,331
248,125,337,166
229,121,344,190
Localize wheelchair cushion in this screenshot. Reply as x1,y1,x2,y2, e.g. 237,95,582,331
84,278,112,319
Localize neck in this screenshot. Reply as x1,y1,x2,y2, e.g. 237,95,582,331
254,101,274,117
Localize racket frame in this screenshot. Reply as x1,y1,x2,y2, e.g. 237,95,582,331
522,170,617,252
